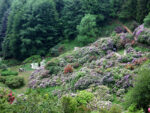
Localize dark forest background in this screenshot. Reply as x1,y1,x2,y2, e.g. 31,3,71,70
0,0,150,60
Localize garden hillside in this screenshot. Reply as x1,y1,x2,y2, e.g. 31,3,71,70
0,0,150,113
0,23,150,113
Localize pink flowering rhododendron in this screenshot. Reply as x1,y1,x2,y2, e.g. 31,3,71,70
148,108,150,113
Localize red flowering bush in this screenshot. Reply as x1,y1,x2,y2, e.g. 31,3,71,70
0,88,15,104
125,64,134,70
8,92,15,104
64,64,73,74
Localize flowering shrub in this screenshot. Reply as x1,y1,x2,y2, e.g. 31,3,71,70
138,29,150,45
71,63,80,69
148,107,150,113
0,88,14,112
0,88,15,112
64,64,73,74
113,33,134,49
133,57,148,66
71,72,86,88
119,55,133,63
125,64,134,70
8,92,15,104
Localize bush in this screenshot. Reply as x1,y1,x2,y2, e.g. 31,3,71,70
45,59,61,74
126,104,144,113
125,68,150,111
62,96,78,113
23,55,42,64
0,76,6,83
1,70,18,76
99,104,122,113
5,76,24,88
64,64,73,74
1,59,21,66
12,90,62,113
109,104,122,113
0,62,8,70
71,72,86,88
144,12,150,27
49,66,60,75
0,88,13,113
119,55,133,63
75,91,94,106
138,30,150,45
49,45,65,57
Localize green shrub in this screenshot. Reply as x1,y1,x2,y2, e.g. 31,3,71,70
75,91,94,106
126,104,144,113
144,12,150,27
5,76,24,88
119,55,133,63
23,55,42,64
49,45,65,57
2,59,21,66
138,30,150,45
124,68,150,111
71,72,86,88
112,34,124,49
12,90,62,113
62,96,78,113
99,105,122,113
91,111,100,113
76,105,91,113
1,70,18,76
109,104,122,113
100,108,109,113
45,59,61,74
0,62,8,70
0,88,12,113
0,76,6,83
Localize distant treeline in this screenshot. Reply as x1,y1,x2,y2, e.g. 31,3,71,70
0,0,150,60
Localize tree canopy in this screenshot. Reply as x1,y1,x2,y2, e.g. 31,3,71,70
0,0,150,60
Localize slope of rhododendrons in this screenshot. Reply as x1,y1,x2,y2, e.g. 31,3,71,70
28,26,150,109
28,37,150,96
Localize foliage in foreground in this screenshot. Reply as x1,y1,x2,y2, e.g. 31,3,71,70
125,61,150,111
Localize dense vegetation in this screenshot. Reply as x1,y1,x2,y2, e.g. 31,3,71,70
0,0,150,113
0,0,150,60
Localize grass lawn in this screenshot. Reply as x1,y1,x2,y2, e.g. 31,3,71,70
0,64,33,94
134,46,150,52
117,49,125,55
12,70,33,94
10,65,33,94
